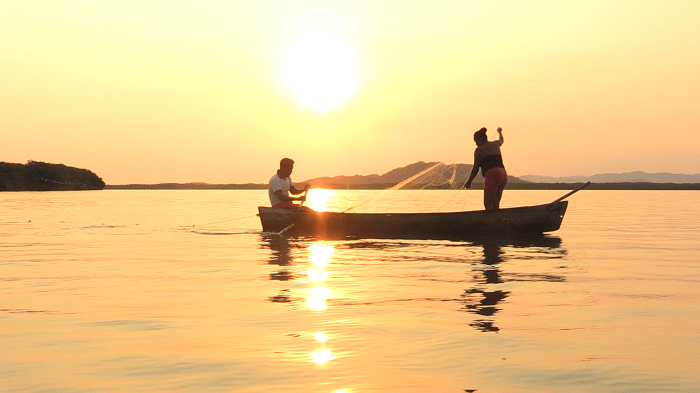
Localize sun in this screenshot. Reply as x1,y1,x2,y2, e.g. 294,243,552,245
283,33,358,112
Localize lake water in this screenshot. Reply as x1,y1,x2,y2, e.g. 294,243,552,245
1,189,699,393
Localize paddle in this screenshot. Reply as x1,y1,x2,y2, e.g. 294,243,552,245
553,181,591,203
297,187,310,211
277,187,310,235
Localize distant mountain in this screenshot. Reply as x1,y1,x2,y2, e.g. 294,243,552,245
304,161,527,188
104,165,700,190
520,171,700,184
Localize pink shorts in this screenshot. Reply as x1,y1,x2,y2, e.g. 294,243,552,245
484,167,507,192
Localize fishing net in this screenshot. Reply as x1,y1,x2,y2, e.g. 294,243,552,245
342,162,479,212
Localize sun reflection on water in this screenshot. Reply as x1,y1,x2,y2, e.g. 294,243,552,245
307,269,329,282
307,243,334,310
307,286,331,310
314,332,329,342
311,348,335,364
308,243,334,268
305,242,340,368
265,239,344,372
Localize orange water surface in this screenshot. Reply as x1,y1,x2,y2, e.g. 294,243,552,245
1,189,699,392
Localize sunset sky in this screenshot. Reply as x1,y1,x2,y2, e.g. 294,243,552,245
2,1,699,184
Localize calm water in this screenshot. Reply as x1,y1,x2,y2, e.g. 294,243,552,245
1,189,699,393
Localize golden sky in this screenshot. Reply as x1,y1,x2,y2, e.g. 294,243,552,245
2,1,699,184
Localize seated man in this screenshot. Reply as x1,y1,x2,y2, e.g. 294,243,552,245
268,158,309,209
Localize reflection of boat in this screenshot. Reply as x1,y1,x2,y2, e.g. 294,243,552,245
258,183,589,239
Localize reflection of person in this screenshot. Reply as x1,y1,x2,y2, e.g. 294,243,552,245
464,127,507,210
269,158,309,209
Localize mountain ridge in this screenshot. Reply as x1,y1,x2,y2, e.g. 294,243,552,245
103,163,700,189
520,171,700,184
303,161,527,188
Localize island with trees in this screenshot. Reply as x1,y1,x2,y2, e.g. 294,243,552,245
0,161,105,191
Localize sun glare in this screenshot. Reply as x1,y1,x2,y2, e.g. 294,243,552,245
306,189,335,212
284,33,358,112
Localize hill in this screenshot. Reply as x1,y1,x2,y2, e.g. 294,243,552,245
303,161,527,189
0,161,105,191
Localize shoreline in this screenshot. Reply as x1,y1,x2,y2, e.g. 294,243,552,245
104,182,700,190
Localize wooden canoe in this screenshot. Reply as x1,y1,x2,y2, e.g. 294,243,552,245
258,183,589,239
258,200,568,239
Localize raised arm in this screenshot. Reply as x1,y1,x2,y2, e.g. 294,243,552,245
496,127,504,146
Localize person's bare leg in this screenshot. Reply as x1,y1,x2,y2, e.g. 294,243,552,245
484,191,498,210
494,189,504,210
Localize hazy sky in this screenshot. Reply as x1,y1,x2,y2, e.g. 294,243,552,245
2,1,699,184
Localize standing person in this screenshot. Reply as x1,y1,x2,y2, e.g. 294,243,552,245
463,127,507,210
269,158,309,209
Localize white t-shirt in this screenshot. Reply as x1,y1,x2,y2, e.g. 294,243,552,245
268,173,293,206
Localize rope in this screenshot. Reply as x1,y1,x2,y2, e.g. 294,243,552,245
437,188,468,211
181,214,257,228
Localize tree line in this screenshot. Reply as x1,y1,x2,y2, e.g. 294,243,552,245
0,161,105,191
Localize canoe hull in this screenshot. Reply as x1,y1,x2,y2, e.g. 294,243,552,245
258,201,568,239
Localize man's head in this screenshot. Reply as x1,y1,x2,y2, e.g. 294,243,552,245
278,158,295,178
